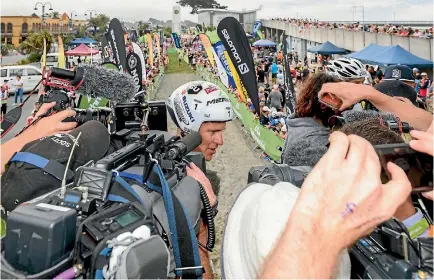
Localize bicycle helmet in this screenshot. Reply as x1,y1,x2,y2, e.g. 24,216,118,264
167,81,234,133
326,58,366,81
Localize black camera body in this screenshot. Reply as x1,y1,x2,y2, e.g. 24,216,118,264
2,130,207,279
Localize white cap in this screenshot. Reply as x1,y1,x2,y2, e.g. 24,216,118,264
221,182,351,279
262,106,270,112
422,72,428,76
281,125,287,132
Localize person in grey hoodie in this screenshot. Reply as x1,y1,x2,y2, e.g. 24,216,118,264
282,73,340,166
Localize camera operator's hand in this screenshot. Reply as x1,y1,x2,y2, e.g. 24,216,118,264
1,102,77,175
293,132,411,249
410,121,434,200
186,163,217,207
261,133,411,279
318,82,433,131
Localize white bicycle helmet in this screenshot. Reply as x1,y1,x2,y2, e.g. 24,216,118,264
326,57,366,81
167,81,234,133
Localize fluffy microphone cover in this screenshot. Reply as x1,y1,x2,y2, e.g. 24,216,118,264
77,64,136,103
341,110,398,124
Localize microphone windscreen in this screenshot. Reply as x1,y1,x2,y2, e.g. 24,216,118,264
1,121,110,213
182,131,202,155
77,64,136,103
341,110,398,125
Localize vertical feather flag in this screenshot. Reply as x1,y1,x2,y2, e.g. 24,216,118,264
145,33,153,66
198,33,215,67
224,50,248,103
153,33,161,63
41,38,47,73
57,36,65,69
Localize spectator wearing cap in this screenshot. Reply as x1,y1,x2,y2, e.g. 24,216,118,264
247,98,255,113
383,65,416,89
374,80,418,107
278,123,287,139
418,73,431,98
260,106,271,125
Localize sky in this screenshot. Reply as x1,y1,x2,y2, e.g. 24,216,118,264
1,0,433,23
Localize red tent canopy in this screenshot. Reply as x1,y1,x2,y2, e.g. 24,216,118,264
65,43,99,56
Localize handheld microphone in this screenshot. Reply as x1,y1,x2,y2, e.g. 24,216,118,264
167,131,202,160
49,65,136,103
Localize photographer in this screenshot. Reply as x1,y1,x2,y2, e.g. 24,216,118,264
1,102,77,175
318,82,433,131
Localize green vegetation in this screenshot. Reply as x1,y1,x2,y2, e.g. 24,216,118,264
177,0,227,14
165,49,193,74
20,29,54,54
1,44,15,56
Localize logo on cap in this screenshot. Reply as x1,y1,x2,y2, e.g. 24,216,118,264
392,69,401,79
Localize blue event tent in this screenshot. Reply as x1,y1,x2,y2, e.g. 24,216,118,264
253,39,277,47
347,44,433,68
307,41,348,55
69,36,97,45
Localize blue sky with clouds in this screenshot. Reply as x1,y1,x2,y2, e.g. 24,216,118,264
2,0,433,22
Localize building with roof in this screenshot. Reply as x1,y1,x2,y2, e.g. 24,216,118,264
197,7,261,32
1,13,88,47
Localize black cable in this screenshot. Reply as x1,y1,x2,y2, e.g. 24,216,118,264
392,218,421,260
198,183,216,252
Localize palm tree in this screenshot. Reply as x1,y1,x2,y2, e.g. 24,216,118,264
51,11,60,19
20,29,55,54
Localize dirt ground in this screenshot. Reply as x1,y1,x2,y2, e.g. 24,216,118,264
155,73,268,277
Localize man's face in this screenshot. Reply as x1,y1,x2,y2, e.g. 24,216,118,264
195,122,226,161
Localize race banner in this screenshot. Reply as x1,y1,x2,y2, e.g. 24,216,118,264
224,50,248,103
107,18,127,72
211,46,229,88
126,52,143,93
252,20,261,38
101,36,112,63
217,17,259,114
132,42,147,83
172,32,181,49
213,41,236,89
57,36,65,69
198,34,215,67
145,33,153,66
282,33,296,114
154,33,161,63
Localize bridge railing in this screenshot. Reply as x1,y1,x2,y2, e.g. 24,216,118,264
262,20,433,61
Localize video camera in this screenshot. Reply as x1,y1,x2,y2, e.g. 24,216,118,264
37,65,167,132
1,127,212,279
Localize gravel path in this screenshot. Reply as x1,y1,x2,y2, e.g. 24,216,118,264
155,73,267,277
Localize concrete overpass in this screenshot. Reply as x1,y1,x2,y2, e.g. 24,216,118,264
261,20,433,63
322,21,433,28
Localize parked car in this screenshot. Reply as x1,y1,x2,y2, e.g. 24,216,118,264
0,65,42,94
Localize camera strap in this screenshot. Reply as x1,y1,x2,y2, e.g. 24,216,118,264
9,152,74,182
151,163,204,279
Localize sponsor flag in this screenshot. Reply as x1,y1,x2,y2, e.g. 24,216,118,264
126,52,143,93
283,33,296,114
196,24,203,33
199,34,215,67
57,36,65,69
224,50,248,103
217,17,259,114
172,32,181,49
145,33,153,66
211,46,229,88
252,20,261,37
106,18,127,72
41,38,47,73
132,42,147,83
154,33,161,63
213,41,236,89
101,36,112,63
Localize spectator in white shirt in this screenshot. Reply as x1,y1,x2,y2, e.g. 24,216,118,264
13,75,24,105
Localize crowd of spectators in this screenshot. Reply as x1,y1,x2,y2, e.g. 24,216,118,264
270,18,433,38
